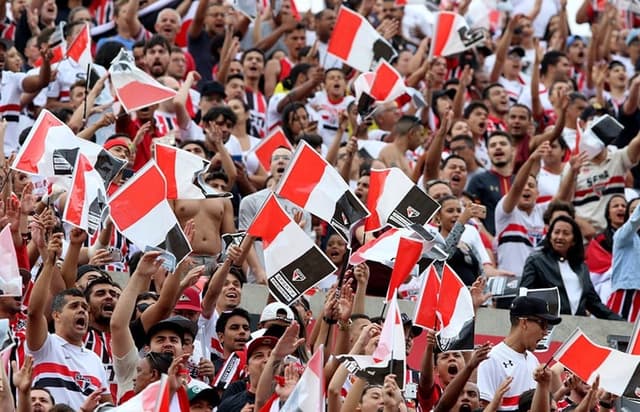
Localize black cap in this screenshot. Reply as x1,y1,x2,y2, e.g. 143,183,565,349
401,313,423,337
0,38,13,51
146,316,187,343
510,297,562,325
508,46,525,58
200,81,226,98
432,88,456,107
76,265,111,281
170,316,198,338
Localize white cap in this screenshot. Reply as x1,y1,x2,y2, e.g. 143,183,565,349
259,302,295,324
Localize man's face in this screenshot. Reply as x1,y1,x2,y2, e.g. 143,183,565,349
552,56,572,79
488,135,513,168
219,315,250,352
349,318,371,345
149,330,183,356
324,70,346,98
355,175,370,203
199,94,224,117
427,182,453,201
108,144,131,162
11,0,28,21
453,382,480,412
133,357,156,394
167,51,186,80
518,175,538,211
87,283,120,326
144,44,170,78
209,114,234,144
69,86,85,109
544,140,565,165
466,107,488,137
133,46,146,71
435,351,465,386
242,51,264,79
31,388,54,412
487,86,508,115
225,78,245,100
54,296,89,339
520,317,549,352
219,274,242,310
507,106,530,137
380,0,402,21
567,40,586,65
407,124,426,150
316,9,336,41
270,148,293,181
440,158,467,195
155,10,180,42
204,4,225,35
247,346,272,382
284,29,306,60
567,98,588,122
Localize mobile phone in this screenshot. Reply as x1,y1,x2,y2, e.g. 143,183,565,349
107,247,123,263
231,154,243,163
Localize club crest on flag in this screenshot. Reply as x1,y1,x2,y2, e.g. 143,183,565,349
292,269,306,282
407,207,419,218
430,12,486,58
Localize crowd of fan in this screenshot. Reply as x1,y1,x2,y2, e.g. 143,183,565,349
0,0,636,410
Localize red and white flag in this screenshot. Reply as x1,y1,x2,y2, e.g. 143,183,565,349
0,225,22,296
109,49,177,113
429,12,485,58
34,23,66,67
414,264,440,329
436,263,475,351
247,193,336,304
108,162,192,266
354,61,406,104
276,141,369,242
327,6,397,73
386,236,423,302
553,328,640,397
153,143,229,199
112,374,189,412
12,110,126,186
365,167,440,231
251,127,293,171
280,345,325,412
66,23,92,68
350,227,447,267
62,154,108,236
339,295,405,389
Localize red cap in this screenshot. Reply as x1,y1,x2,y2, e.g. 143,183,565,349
174,287,202,312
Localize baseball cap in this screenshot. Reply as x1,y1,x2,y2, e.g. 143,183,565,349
627,29,640,46
0,38,13,51
401,313,423,337
509,296,562,325
174,287,202,313
76,265,110,281
566,35,587,47
187,380,219,406
246,335,278,359
507,46,525,58
200,81,226,98
431,88,456,107
146,316,187,343
259,302,295,324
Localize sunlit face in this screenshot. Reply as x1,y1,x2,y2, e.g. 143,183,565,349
325,234,347,265
148,330,183,357
218,315,250,352
440,158,467,195
324,70,346,99
507,106,530,137
550,220,574,257
608,196,627,228
225,78,245,100
466,107,488,137
144,44,170,78
435,351,465,386
487,135,513,168
242,51,264,80
359,386,384,412
154,9,180,42
518,175,538,211
31,388,54,412
5,47,22,72
438,198,461,232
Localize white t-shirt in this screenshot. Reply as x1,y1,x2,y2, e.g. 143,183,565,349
495,197,548,277
568,146,632,232
558,259,583,314
308,91,354,147
225,134,261,174
536,167,562,203
198,310,222,361
0,70,26,155
499,74,530,105
27,334,108,410
477,341,539,411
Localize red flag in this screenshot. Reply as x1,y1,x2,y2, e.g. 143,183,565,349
386,236,423,302
365,167,440,231
66,23,92,68
327,6,396,73
276,141,369,242
109,49,177,113
251,127,293,171
368,61,406,103
436,263,475,351
629,317,640,355
290,0,301,21
413,265,440,329
430,12,484,58
280,345,325,411
62,154,108,236
0,225,22,296
108,162,192,266
34,43,65,67
553,328,640,397
247,193,336,304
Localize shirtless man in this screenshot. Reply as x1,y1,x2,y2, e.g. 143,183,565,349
378,115,426,177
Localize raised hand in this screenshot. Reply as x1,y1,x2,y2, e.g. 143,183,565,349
272,322,305,359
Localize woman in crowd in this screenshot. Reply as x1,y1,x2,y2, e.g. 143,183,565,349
520,215,621,319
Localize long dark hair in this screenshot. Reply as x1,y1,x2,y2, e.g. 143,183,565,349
543,215,584,267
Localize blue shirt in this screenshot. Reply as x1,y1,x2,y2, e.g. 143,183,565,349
611,203,640,290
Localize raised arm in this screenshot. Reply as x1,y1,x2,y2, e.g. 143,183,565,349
489,15,521,83
530,40,544,119
123,0,143,40
201,245,242,319
26,233,63,352
529,94,567,151
452,67,472,120
556,152,587,202
174,71,200,130
502,142,548,214
22,45,51,93
424,110,453,183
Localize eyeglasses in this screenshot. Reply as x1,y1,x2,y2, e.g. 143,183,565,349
520,317,548,329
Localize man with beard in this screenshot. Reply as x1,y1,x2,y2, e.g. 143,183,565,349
144,35,171,79
26,234,112,409
477,297,562,410
484,84,510,133
83,277,121,400
467,131,516,235
310,9,340,68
